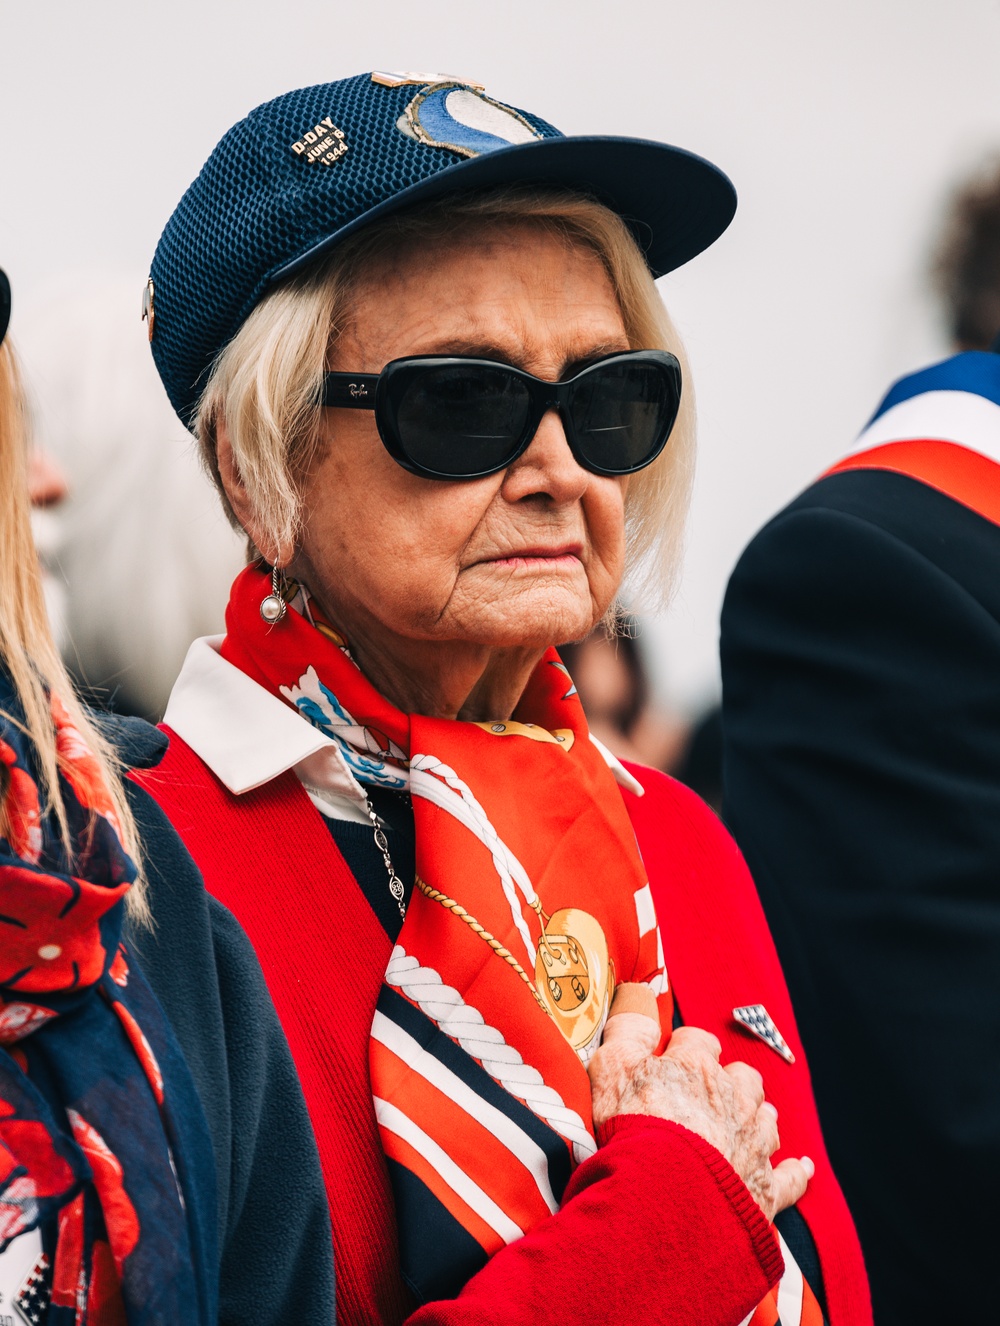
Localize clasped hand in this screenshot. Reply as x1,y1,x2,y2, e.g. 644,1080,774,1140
588,987,814,1222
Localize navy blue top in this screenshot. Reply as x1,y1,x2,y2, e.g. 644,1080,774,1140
110,716,335,1326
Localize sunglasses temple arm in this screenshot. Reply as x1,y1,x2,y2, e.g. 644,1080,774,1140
321,372,381,408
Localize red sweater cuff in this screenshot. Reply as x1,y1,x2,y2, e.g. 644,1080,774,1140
406,1108,784,1324
596,1112,784,1289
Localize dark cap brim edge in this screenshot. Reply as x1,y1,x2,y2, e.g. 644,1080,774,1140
271,134,737,286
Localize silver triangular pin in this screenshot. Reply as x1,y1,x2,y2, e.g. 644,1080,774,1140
733,1004,795,1063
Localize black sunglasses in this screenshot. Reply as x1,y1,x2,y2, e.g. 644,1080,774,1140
321,349,682,481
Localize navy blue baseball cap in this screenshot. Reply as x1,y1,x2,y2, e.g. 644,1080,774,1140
0,268,10,350
147,71,737,429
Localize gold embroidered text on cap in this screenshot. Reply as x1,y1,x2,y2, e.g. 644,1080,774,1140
290,117,348,166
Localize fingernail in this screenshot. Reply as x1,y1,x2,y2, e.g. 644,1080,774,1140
801,1156,815,1179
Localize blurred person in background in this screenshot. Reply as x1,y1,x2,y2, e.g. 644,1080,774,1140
720,159,1000,1322
27,418,70,655
0,266,334,1323
136,72,871,1326
16,277,244,721
556,620,723,814
934,155,1000,350
672,704,723,814
8,266,73,650
557,618,685,772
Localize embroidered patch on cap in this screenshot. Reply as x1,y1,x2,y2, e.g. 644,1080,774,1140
372,70,484,90
290,116,348,166
141,277,155,342
397,83,542,160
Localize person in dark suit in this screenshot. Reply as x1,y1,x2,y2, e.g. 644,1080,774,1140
720,347,1000,1323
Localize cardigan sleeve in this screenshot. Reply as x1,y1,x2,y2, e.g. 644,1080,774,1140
406,1115,782,1326
206,898,337,1326
123,777,336,1326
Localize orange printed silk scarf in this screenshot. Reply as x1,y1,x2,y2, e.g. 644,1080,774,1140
224,566,825,1323
222,565,671,1298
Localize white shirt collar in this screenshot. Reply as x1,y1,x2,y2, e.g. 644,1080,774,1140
164,635,644,821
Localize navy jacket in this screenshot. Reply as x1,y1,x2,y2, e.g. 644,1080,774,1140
720,353,1000,1324
111,715,335,1325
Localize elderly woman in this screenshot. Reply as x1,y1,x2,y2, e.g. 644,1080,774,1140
138,74,870,1325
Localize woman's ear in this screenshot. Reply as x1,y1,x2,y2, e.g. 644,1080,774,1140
215,418,291,568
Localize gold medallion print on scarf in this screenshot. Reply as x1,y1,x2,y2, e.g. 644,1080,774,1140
533,904,614,1055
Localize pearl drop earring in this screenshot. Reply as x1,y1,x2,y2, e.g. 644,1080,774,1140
259,565,288,623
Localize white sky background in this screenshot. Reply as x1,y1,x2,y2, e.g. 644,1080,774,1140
3,0,1000,712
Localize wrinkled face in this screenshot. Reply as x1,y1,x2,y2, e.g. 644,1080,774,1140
291,222,631,652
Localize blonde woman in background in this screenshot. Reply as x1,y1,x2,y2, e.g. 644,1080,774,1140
0,267,333,1323
17,276,245,721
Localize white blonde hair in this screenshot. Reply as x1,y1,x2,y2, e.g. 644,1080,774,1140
196,186,696,610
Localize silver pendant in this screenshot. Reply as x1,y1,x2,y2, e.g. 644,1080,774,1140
732,1004,795,1064
364,794,407,920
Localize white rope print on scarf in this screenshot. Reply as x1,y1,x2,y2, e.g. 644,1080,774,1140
409,753,539,964
386,947,597,1166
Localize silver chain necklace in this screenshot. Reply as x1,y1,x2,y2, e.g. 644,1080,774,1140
363,791,407,919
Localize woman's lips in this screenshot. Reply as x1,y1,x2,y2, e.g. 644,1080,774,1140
482,545,583,570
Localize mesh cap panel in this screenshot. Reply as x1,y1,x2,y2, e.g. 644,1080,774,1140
147,73,735,428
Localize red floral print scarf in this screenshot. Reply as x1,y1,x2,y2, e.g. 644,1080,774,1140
0,681,216,1325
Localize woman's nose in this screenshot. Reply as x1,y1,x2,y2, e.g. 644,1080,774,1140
500,407,589,504
28,449,69,508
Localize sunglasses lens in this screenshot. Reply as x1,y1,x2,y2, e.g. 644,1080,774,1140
567,358,680,474
391,363,532,477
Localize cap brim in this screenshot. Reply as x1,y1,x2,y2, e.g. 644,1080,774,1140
0,269,10,349
273,135,736,284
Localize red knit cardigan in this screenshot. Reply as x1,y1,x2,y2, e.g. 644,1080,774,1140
136,732,871,1326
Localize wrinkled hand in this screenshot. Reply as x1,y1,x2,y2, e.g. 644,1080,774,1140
588,985,814,1222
